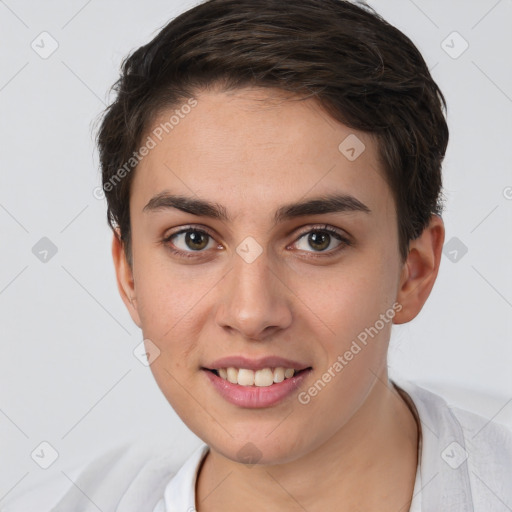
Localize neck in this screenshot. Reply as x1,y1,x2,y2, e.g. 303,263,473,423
196,371,419,512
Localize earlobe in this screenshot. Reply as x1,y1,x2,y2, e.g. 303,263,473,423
393,215,445,324
111,230,142,328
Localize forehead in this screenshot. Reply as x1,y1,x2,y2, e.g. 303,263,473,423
131,87,393,224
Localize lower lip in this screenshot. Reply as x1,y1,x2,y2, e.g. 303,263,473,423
204,369,311,408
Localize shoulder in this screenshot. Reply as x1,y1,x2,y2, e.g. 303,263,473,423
0,439,184,512
402,379,512,457
395,378,512,509
441,393,512,509
449,403,512,507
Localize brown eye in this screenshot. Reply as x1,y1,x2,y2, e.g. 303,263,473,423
291,225,351,257
307,232,331,251
165,228,215,253
184,230,210,250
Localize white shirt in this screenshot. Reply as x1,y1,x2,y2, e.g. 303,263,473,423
151,441,423,512
2,379,511,512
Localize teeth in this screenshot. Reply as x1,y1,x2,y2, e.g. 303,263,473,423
227,367,238,384
254,368,274,387
218,367,297,387
237,369,254,386
273,367,285,383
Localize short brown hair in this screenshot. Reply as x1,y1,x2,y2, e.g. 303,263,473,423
97,0,449,265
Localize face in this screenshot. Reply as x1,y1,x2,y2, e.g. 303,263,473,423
117,87,411,465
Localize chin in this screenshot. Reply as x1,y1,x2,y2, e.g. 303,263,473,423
204,429,312,467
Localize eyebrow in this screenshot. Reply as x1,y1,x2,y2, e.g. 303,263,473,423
143,191,371,225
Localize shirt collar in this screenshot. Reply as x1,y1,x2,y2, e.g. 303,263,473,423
391,378,474,512
161,443,209,512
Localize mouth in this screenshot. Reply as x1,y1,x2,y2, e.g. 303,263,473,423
202,356,313,407
205,366,312,387
203,364,313,408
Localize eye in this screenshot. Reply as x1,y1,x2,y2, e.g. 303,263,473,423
292,225,351,255
163,227,219,257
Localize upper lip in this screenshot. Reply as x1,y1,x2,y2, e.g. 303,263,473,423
205,356,311,372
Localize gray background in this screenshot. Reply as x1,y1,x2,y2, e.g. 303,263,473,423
1,0,511,502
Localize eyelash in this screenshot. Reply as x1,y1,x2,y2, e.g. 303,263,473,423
162,224,352,260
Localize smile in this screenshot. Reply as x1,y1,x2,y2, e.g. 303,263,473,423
203,366,312,408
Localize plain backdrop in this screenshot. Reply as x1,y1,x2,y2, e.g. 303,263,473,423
1,0,511,502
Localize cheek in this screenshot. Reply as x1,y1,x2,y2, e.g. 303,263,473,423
132,246,215,341
295,293,395,438
288,251,400,410
292,258,397,341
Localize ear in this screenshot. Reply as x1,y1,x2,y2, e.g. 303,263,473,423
111,230,142,328
393,215,445,324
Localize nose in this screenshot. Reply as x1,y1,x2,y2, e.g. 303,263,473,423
215,248,293,341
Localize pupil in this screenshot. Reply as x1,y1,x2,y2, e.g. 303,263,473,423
309,232,329,251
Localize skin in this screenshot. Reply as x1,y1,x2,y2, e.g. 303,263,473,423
112,86,444,511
